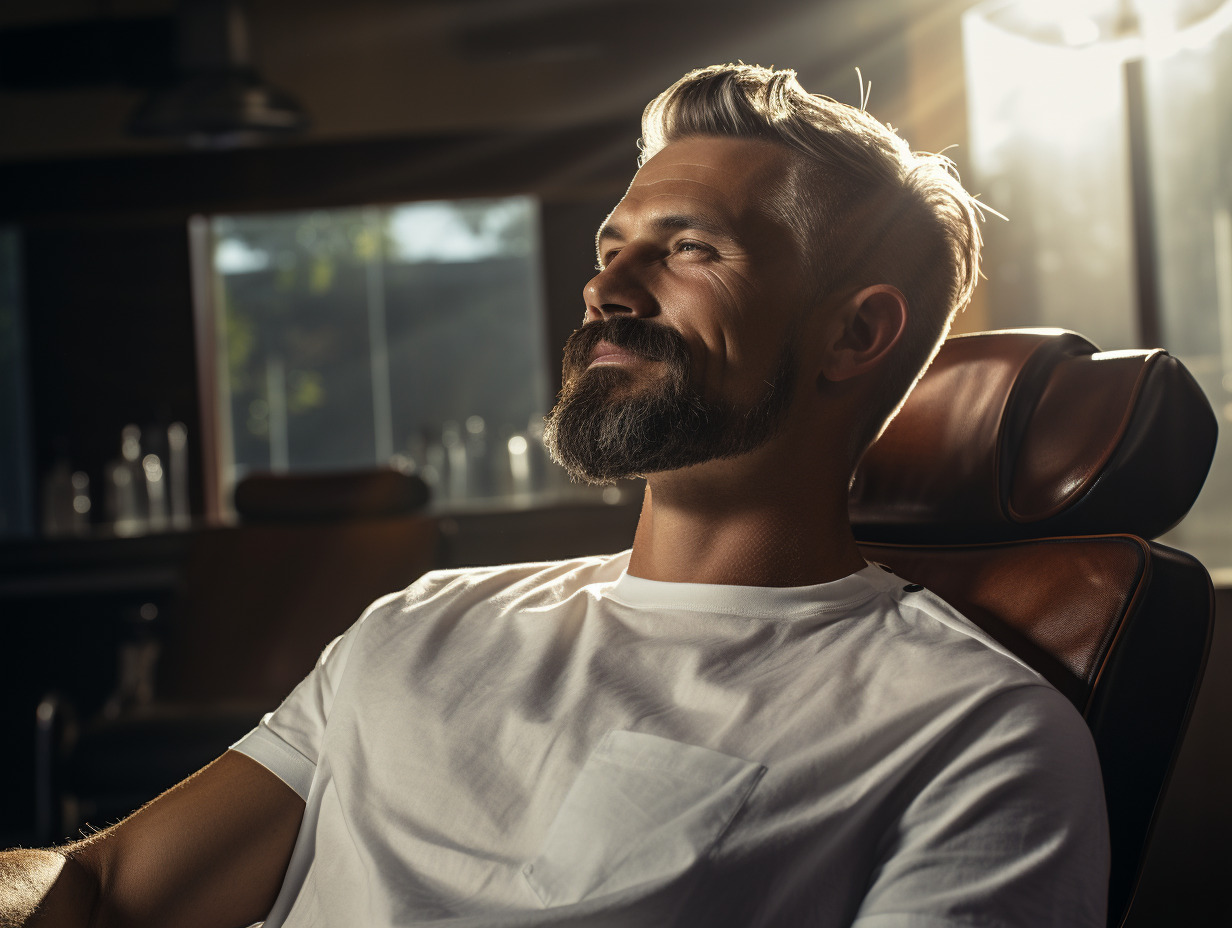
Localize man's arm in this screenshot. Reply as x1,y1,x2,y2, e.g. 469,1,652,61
1,750,304,928
853,686,1109,927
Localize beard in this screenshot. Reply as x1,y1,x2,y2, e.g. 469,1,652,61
543,316,797,484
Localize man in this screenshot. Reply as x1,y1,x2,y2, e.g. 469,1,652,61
2,64,1108,926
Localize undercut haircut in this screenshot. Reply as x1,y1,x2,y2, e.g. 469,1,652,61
640,63,989,462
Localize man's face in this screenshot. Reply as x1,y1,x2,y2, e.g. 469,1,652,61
543,136,814,484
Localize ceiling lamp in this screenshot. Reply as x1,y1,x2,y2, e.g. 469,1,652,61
129,0,307,144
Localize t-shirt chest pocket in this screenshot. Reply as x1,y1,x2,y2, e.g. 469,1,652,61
522,730,766,908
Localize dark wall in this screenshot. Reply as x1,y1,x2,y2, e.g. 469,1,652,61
24,219,202,518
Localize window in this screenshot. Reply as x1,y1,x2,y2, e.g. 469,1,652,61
964,0,1232,577
207,196,565,509
1140,11,1232,581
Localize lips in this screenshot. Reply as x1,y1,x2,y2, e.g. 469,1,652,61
588,339,644,367
562,317,686,383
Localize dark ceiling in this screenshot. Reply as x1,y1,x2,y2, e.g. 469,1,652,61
0,0,974,163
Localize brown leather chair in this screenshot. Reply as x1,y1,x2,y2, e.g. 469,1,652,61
163,468,437,702
232,466,431,524
37,468,439,841
849,329,1218,928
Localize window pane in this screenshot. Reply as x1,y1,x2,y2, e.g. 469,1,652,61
965,2,1232,575
384,199,548,500
1144,14,1232,576
211,196,551,506
215,208,378,474
963,6,1139,348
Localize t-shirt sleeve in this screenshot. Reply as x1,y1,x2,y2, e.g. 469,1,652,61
229,594,375,800
851,685,1110,928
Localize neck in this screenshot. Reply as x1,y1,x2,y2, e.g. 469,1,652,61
625,448,866,587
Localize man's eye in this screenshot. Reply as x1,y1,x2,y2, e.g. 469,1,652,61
675,241,711,256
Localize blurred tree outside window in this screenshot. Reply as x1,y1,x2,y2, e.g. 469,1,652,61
210,196,562,508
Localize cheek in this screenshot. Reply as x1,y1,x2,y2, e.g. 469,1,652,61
695,270,784,366
663,271,775,402
696,268,749,311
685,269,758,345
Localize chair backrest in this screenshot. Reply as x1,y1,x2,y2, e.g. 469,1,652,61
233,467,431,522
849,329,1217,928
160,469,438,703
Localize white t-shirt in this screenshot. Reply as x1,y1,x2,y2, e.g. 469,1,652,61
233,552,1109,927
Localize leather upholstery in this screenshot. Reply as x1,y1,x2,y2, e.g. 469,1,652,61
850,329,1217,542
849,328,1217,928
857,536,1148,710
162,515,440,702
234,467,430,522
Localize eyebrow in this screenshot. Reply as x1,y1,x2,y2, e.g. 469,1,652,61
595,213,736,257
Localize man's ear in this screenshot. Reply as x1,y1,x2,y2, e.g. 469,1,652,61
818,284,907,383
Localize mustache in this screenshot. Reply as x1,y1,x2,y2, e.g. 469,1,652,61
561,317,689,379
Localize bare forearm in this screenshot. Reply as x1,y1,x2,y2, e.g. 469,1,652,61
0,848,98,927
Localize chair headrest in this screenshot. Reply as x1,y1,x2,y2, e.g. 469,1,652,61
849,329,1217,543
233,468,431,522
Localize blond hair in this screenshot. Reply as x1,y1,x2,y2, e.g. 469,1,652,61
640,63,988,459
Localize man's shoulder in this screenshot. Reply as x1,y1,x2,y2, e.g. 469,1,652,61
372,549,633,617
424,549,631,591
845,570,1084,734
875,575,1048,689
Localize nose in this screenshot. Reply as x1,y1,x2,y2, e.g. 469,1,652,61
582,250,658,323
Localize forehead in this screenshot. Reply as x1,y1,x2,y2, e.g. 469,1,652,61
609,136,797,228
634,136,794,187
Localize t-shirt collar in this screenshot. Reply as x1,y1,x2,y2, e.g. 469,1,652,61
605,562,896,619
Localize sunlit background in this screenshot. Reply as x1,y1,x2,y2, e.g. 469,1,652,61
966,0,1232,579
0,1,1229,918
